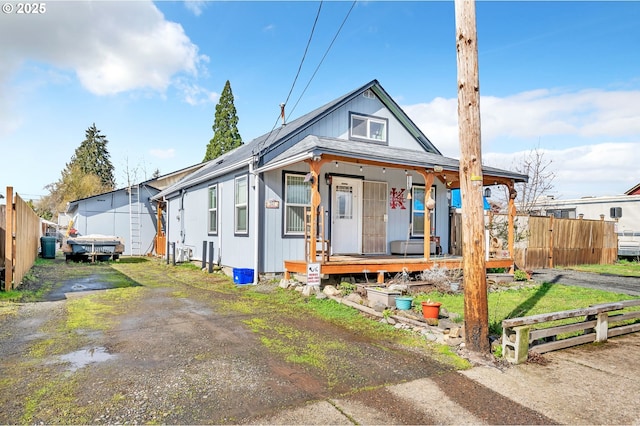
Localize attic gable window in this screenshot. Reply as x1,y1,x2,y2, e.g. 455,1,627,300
349,113,387,143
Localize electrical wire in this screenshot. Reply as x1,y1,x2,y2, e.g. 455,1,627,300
283,1,323,109
255,0,357,156
253,1,324,157
288,0,357,120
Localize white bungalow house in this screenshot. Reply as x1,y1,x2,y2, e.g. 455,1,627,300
152,80,528,283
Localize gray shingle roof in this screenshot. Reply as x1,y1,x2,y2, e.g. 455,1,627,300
153,79,526,200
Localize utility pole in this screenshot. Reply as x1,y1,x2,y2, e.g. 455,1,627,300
455,0,489,353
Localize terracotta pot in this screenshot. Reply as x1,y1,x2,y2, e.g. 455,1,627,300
421,301,442,320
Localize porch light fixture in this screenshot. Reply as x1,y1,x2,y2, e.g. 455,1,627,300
359,165,363,172
484,188,491,198
304,172,315,184
324,173,332,186
335,161,339,168
382,167,386,173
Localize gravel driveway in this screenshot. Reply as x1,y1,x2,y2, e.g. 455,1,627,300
1,258,639,424
0,258,555,425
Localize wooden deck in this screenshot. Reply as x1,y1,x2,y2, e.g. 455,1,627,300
284,255,515,283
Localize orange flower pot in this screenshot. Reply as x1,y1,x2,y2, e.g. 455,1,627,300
421,301,442,320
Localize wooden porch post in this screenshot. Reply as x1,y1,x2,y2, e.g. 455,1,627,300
306,159,326,262
4,186,13,291
508,185,516,260
417,171,434,260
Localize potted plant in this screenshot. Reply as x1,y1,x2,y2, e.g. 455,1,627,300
420,299,441,322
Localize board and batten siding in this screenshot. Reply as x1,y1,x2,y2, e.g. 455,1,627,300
165,166,256,270
261,165,312,273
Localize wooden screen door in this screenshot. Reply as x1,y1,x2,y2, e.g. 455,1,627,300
362,181,387,254
332,177,362,254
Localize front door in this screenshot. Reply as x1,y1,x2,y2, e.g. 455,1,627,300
331,177,362,254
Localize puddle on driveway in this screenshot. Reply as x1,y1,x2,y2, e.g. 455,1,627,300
45,274,138,301
59,347,117,372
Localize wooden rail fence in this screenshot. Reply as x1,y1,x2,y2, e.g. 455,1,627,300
502,299,640,364
2,186,41,291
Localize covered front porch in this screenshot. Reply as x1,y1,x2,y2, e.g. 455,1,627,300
280,150,522,283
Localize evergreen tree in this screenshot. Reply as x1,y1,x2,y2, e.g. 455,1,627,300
37,124,115,220
203,80,242,162
71,123,115,189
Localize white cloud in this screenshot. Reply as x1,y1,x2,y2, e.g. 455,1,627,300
403,87,640,198
149,148,176,159
176,79,219,106
184,1,207,16
0,1,206,96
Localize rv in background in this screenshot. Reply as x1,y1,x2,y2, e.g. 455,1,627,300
532,194,640,259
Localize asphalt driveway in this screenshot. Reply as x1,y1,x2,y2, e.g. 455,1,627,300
532,268,640,295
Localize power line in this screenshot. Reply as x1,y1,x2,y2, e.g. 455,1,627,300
255,0,357,156
282,1,323,109
255,1,324,156
288,0,357,120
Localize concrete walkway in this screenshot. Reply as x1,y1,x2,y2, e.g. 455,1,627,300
252,332,640,425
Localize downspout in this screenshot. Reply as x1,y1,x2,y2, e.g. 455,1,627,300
250,158,260,284
163,196,169,257
179,189,186,244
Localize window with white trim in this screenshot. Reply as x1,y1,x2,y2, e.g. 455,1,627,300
411,185,436,237
350,113,387,142
284,173,311,235
234,176,248,234
208,184,217,234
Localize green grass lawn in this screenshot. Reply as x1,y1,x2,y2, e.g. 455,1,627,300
413,282,639,335
566,259,640,277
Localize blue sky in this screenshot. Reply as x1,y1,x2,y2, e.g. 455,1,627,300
1,1,639,202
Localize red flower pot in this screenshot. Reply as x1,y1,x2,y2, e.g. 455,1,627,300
421,301,442,320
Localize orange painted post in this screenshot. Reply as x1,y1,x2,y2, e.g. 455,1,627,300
508,194,515,258
418,171,434,261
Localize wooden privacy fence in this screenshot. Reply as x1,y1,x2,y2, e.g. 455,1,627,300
523,215,617,268
502,299,640,364
2,187,41,291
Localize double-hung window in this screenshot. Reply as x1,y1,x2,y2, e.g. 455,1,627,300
350,113,387,143
284,173,311,235
208,184,217,234
411,185,436,237
235,175,248,234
